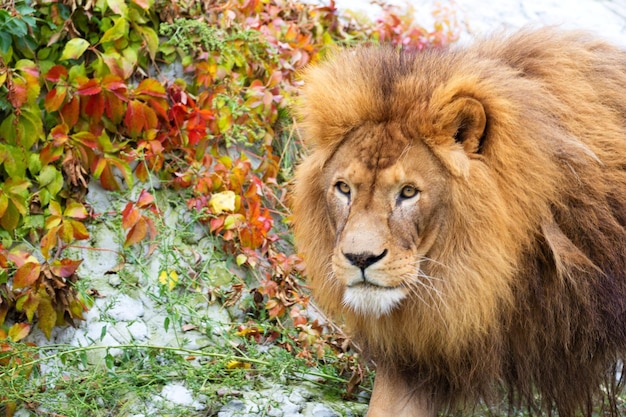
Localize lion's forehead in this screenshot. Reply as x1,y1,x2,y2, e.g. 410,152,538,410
345,123,410,171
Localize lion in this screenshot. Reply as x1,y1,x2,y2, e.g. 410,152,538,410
291,28,626,417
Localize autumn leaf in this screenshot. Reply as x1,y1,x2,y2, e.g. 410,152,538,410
7,322,30,342
49,258,82,278
37,291,57,339
45,65,69,82
44,86,67,112
209,190,236,214
124,217,148,247
135,189,155,208
75,78,102,96
60,38,90,61
64,200,88,220
13,262,41,289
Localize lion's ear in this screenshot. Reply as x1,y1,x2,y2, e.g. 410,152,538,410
441,97,487,154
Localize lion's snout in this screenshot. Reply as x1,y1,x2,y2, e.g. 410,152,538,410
343,249,388,271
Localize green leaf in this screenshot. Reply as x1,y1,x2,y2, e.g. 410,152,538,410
28,153,42,175
136,25,158,60
18,107,44,149
60,38,90,61
0,31,11,55
100,17,128,44
38,165,63,197
38,165,58,187
105,353,115,370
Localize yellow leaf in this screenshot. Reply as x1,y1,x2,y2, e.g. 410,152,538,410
158,269,178,290
209,191,236,214
37,293,57,339
236,254,247,266
226,360,251,370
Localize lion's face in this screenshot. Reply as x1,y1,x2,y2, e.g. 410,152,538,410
323,122,449,318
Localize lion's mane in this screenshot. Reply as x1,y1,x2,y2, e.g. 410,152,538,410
291,28,626,415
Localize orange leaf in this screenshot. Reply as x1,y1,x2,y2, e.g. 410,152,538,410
124,217,147,247
13,262,41,289
50,259,82,278
68,219,89,240
121,202,141,229
98,163,120,191
44,86,67,112
134,78,166,98
131,0,150,10
20,291,40,322
41,226,59,260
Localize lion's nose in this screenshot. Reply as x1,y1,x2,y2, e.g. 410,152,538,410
344,249,388,270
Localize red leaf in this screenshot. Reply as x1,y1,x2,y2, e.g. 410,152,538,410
49,259,82,278
13,262,41,289
85,93,105,121
75,79,101,96
45,65,68,82
124,100,145,137
61,96,80,127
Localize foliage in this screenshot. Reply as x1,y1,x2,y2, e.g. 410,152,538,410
0,0,460,414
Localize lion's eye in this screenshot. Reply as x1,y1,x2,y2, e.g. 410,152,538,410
399,185,419,199
336,181,351,196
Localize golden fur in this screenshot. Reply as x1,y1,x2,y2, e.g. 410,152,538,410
291,28,626,416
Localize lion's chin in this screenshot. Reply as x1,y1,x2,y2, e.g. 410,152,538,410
342,285,406,318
